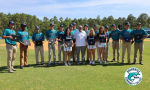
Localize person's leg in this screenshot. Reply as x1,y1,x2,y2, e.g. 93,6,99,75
133,42,138,63
11,45,17,70
116,41,120,62
96,42,100,60
139,42,144,64
99,47,102,61
106,42,109,61
64,51,67,63
74,45,77,61
81,46,85,63
6,44,13,72
92,49,95,61
76,47,81,64
61,44,65,63
58,42,61,63
20,44,24,67
24,46,28,66
52,44,57,64
48,44,52,64
112,41,116,61
127,42,131,64
40,46,44,64
88,48,92,61
122,42,126,63
35,46,39,64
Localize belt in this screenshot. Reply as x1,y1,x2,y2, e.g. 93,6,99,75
135,41,143,43
8,44,16,46
113,40,119,41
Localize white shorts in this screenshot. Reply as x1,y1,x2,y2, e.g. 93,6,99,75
98,43,107,47
64,46,72,51
88,45,96,49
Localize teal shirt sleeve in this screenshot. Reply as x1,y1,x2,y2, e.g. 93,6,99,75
42,33,45,41
32,34,35,41
2,29,7,36
143,30,148,36
28,33,29,40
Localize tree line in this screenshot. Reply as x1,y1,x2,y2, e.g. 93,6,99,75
0,13,150,36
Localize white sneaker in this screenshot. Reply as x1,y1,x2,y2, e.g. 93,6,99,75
68,62,71,66
104,61,107,64
70,59,73,62
92,61,95,64
89,61,92,64
100,61,102,64
65,63,68,66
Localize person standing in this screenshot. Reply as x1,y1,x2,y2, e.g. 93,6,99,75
46,23,58,66
110,24,120,63
32,26,45,66
84,24,89,62
69,24,74,62
63,28,74,66
94,24,100,61
132,23,149,65
57,25,65,64
74,25,87,64
87,28,96,64
102,26,110,61
120,22,133,64
2,21,17,73
97,26,107,64
17,23,31,69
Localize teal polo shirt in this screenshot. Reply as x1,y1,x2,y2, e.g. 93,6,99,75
120,29,133,39
94,30,99,35
46,29,57,41
17,30,29,43
57,31,64,43
73,29,78,33
133,29,148,42
110,30,120,40
32,32,45,41
2,28,17,45
106,31,110,42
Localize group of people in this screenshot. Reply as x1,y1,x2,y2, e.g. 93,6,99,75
2,21,148,73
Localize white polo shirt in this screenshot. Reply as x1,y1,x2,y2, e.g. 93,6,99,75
74,30,87,47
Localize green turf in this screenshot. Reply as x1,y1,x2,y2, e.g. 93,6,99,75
0,39,150,90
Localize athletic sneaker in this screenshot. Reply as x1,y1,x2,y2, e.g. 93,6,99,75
68,62,71,66
89,61,92,64
104,61,107,64
100,61,102,64
65,63,68,66
92,61,95,65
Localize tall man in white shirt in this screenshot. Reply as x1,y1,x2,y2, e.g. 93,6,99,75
74,25,87,64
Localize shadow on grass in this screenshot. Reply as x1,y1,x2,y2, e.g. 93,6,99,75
0,61,139,73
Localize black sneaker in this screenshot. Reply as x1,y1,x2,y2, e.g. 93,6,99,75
48,63,51,66
20,66,24,69
132,62,136,64
140,62,143,65
41,63,45,65
54,62,58,65
111,59,115,62
24,65,31,67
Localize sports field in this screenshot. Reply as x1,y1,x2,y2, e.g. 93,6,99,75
0,39,150,90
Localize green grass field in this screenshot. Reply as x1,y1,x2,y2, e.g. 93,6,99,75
0,39,150,90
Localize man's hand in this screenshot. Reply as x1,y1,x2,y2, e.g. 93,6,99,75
49,42,51,44
42,41,44,44
54,42,56,44
130,40,132,42
33,41,36,44
58,39,61,41
65,45,67,47
9,36,13,39
140,38,144,41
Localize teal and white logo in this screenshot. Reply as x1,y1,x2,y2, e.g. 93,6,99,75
124,67,142,86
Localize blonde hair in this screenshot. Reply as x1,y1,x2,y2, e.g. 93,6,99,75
88,28,95,36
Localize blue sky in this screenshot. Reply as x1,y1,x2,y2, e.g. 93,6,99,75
0,0,150,21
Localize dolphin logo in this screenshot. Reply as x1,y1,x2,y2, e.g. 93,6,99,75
128,73,140,82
